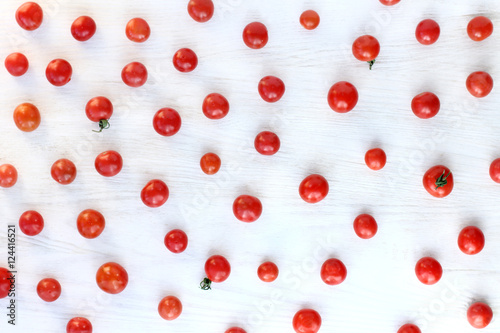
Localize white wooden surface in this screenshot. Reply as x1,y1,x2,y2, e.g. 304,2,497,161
1,0,499,332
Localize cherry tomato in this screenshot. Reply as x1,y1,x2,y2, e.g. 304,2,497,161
66,317,92,333
95,150,122,177
13,102,41,132
254,131,280,155
121,62,147,87
397,323,421,333
153,108,182,136
96,262,128,294
466,71,493,98
458,226,485,255
258,76,285,103
379,0,400,5
71,16,96,41
0,268,12,299
141,179,169,208
364,148,386,170
225,328,247,333
467,16,493,41
51,159,77,185
77,209,105,239
85,96,113,131
300,10,320,30
257,261,279,282
125,18,150,43
16,2,43,31
489,158,500,183
327,81,358,113
158,295,182,320
352,35,380,65
5,52,29,76
173,48,198,73
232,195,263,222
292,309,322,333
415,257,442,285
200,152,221,175
299,174,329,204
202,93,229,119
353,214,378,239
46,59,72,86
411,92,440,119
164,229,188,253
204,255,231,286
36,278,61,302
320,258,347,285
422,165,453,198
19,210,44,236
187,0,214,23
467,302,493,328
242,22,268,49
0,164,18,188
415,19,440,45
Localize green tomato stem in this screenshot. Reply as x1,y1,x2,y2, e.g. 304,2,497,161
200,277,212,290
434,170,451,190
93,119,110,133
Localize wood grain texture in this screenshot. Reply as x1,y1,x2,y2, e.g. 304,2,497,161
0,0,499,332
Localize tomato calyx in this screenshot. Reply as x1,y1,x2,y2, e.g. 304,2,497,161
93,119,110,133
434,170,451,190
368,59,376,70
200,277,212,290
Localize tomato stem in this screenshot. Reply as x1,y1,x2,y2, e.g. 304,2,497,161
200,277,212,290
434,170,451,190
368,59,376,70
93,119,110,133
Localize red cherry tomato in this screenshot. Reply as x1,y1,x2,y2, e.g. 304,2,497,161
411,92,440,119
141,179,169,208
0,164,18,188
158,296,182,320
13,102,41,132
379,0,400,5
320,258,347,285
200,152,221,175
467,16,493,41
96,262,128,294
202,93,229,119
225,328,247,333
0,267,12,299
327,81,358,113
466,71,493,98
489,158,500,183
95,150,122,177
397,323,421,333
242,22,268,49
352,35,380,64
121,62,147,87
299,174,329,204
19,210,44,236
257,261,279,282
258,76,285,103
164,229,188,253
85,96,113,126
423,165,453,198
66,317,92,333
153,108,182,136
203,255,231,288
173,48,198,73
415,257,442,285
353,214,378,239
458,226,485,255
415,19,440,45
51,159,77,185
16,2,43,31
232,195,263,222
37,278,61,302
77,209,105,239
187,0,214,23
292,309,322,333
467,302,493,328
300,10,320,30
46,59,72,86
364,148,386,170
125,18,150,43
5,52,29,76
71,16,96,41
254,131,280,155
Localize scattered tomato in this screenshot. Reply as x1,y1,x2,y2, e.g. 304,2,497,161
173,48,198,73
327,81,358,113
71,16,96,41
46,59,72,86
466,71,493,98
257,261,279,282
158,295,182,320
353,214,378,239
51,159,77,185
202,93,229,119
489,158,500,183
19,210,44,236
242,22,268,49
5,52,29,76
415,257,442,285
200,152,221,175
411,92,440,119
300,10,320,30
292,309,322,333
467,16,493,41
467,302,493,328
0,164,18,188
233,195,262,222
121,62,148,87
364,148,386,170
258,76,285,103
66,317,92,333
13,102,41,132
321,258,347,285
77,209,105,239
153,108,182,136
299,174,329,203
16,2,43,31
0,268,12,299
125,18,150,42
225,328,247,333
95,150,122,177
254,131,280,155
379,0,400,5
458,226,485,255
352,35,380,68
96,262,128,294
423,165,453,198
415,19,440,45
201,255,231,289
164,229,188,253
37,278,61,302
85,96,113,132
397,323,421,333
187,0,214,23
141,179,169,208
